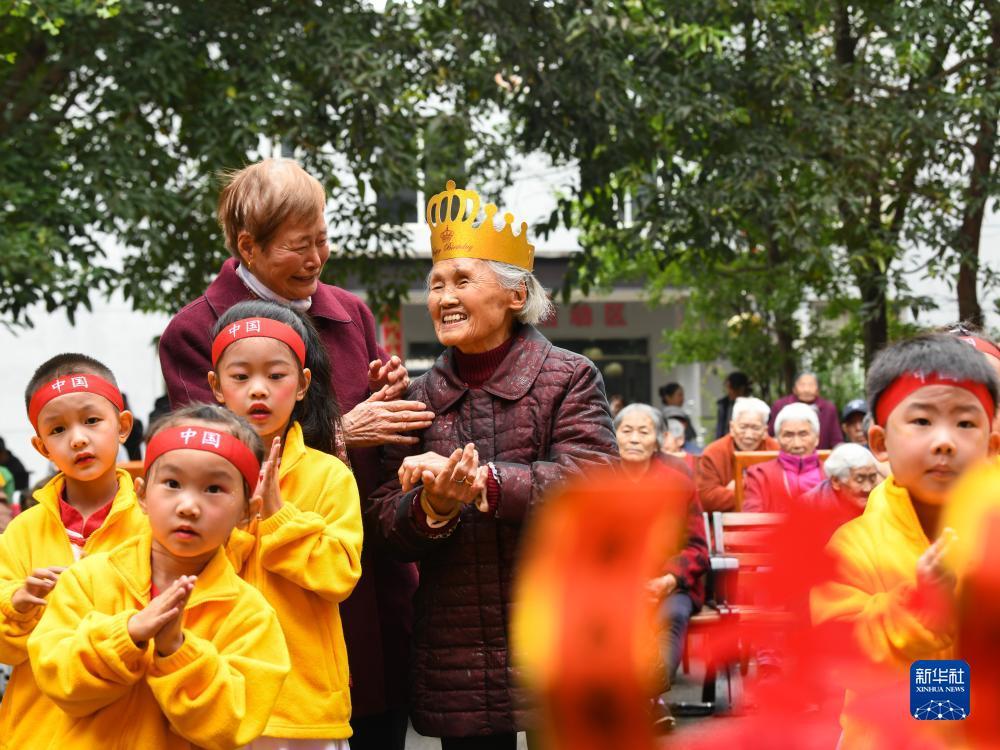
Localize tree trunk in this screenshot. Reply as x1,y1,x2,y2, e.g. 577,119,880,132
858,269,889,368
956,4,1000,326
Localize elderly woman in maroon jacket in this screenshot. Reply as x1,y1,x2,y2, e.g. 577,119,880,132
369,181,618,749
615,403,709,729
157,159,432,750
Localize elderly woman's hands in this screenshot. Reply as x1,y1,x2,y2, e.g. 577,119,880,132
341,385,435,448
368,356,409,401
400,443,489,517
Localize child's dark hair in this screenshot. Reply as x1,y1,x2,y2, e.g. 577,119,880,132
212,300,341,455
867,333,1000,418
148,403,265,495
24,353,119,410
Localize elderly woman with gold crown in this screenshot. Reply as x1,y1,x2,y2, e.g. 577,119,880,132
369,181,618,748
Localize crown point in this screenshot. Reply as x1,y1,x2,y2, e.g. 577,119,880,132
485,203,498,217
446,180,456,190
504,212,514,225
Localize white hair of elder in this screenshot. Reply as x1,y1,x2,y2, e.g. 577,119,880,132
666,418,686,439
731,396,770,424
823,443,877,482
425,260,555,326
613,402,665,450
773,401,820,436
484,261,555,325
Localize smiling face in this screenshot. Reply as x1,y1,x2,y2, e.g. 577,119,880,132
870,384,999,505
616,411,659,466
31,392,132,482
237,214,329,300
427,258,526,354
209,337,310,447
777,419,819,456
138,445,251,560
730,412,768,451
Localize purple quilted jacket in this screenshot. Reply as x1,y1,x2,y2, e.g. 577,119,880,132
368,324,618,738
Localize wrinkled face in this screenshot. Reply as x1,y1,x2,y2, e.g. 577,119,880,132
427,258,523,354
793,375,819,403
31,392,131,482
831,464,879,510
842,413,867,444
139,446,249,559
777,419,819,456
616,411,659,464
730,412,768,451
238,214,329,300
209,337,309,446
872,384,997,506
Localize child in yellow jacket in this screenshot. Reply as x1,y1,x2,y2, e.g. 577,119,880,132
812,334,1000,749
28,404,291,749
209,301,363,747
0,353,148,750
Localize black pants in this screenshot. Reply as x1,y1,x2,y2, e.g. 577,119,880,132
441,734,517,750
348,707,409,750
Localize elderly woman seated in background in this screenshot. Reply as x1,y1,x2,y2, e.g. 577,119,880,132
799,442,879,535
614,404,708,727
369,181,618,748
697,397,778,511
743,402,823,512
662,417,698,474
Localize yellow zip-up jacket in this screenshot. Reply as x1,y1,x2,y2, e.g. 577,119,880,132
227,421,363,739
0,469,146,750
27,529,290,750
811,477,954,749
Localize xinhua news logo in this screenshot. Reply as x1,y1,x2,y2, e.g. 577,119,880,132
910,659,970,721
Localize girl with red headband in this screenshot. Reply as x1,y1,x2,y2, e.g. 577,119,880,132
28,403,291,748
813,333,1000,749
0,353,148,750
208,300,363,749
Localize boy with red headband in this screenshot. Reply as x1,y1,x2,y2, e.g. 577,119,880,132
28,404,290,748
812,334,1000,749
0,353,147,749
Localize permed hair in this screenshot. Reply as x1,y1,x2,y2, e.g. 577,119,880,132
217,158,326,256
24,353,119,411
148,403,265,495
613,402,666,450
866,333,1000,421
212,300,342,456
823,443,877,481
774,402,820,436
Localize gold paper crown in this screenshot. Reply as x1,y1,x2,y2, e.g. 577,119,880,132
426,180,535,271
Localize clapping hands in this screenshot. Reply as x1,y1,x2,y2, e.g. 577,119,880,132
127,575,196,657
399,443,489,517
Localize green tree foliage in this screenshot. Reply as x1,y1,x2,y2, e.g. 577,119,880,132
419,0,1000,390
0,0,450,324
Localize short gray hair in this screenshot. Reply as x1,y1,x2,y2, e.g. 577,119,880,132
824,443,877,481
613,403,665,450
484,261,555,326
731,397,770,424
774,402,820,435
665,418,685,440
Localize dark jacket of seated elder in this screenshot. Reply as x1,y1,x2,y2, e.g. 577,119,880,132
367,323,618,739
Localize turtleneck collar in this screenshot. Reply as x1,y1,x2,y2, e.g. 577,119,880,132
778,451,821,473
236,263,312,312
453,337,515,387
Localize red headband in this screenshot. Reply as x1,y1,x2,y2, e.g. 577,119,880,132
957,335,1000,362
28,374,124,431
875,372,996,427
211,318,306,367
144,426,261,491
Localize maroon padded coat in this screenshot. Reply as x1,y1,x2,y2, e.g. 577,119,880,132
368,324,618,738
157,257,418,717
